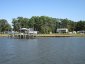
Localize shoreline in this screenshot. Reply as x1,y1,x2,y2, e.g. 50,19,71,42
0,34,9,37
36,34,85,37
0,34,85,37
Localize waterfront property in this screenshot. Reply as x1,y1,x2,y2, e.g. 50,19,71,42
57,28,68,33
19,28,37,34
77,31,85,34
9,28,38,39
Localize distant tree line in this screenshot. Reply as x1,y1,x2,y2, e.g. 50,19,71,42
0,16,85,34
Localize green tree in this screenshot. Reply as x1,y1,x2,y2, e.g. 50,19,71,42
0,19,11,32
11,16,85,33
75,21,85,31
12,17,29,31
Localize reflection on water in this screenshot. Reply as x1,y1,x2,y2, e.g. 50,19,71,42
0,37,85,64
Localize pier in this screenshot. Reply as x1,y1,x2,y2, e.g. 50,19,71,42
9,33,37,39
8,28,37,39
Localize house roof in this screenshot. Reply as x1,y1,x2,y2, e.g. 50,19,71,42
57,28,68,30
19,28,29,30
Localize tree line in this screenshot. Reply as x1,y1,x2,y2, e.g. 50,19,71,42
0,16,85,34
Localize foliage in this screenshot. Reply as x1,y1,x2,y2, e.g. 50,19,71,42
0,19,11,32
75,21,85,31
1,16,85,34
12,17,29,31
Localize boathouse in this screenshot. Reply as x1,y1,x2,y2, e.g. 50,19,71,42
9,28,38,39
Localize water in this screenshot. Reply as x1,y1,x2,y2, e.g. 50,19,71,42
0,37,85,64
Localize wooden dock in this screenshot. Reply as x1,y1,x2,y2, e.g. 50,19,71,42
9,33,36,39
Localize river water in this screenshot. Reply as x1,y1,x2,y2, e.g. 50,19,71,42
0,37,85,64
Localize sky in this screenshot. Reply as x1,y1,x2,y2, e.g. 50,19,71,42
0,0,85,24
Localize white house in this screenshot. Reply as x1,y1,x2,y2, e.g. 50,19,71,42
57,28,68,33
77,31,85,34
19,28,38,34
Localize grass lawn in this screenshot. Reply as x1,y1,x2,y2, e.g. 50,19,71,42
0,34,9,37
37,33,85,37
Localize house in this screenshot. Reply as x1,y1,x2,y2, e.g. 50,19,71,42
77,31,85,34
19,28,38,34
19,28,29,33
57,28,68,33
